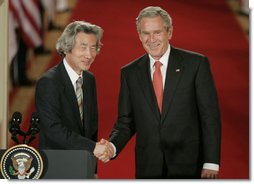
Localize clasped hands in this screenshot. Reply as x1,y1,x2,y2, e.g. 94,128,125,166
93,138,114,163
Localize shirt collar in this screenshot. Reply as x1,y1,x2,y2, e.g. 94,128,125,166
63,58,82,86
149,44,171,69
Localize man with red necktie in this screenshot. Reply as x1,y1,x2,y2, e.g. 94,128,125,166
99,6,221,179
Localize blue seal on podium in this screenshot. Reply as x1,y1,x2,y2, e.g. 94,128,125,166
0,144,43,179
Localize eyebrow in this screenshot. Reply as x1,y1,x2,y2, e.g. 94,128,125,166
80,43,96,47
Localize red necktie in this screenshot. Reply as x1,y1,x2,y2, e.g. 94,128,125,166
153,61,163,113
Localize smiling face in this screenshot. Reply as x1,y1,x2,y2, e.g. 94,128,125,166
139,16,173,60
65,32,97,75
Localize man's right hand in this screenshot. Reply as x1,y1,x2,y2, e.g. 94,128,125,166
93,138,114,163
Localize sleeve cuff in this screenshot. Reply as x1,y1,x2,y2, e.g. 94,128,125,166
110,142,117,158
203,163,219,171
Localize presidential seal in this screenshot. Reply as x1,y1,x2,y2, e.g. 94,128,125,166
0,144,43,179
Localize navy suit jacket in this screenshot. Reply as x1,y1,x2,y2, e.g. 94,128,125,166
35,61,98,153
109,47,221,178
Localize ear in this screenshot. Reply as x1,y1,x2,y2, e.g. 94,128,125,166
168,26,173,40
138,33,143,42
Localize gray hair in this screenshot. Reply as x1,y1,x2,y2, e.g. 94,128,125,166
136,6,172,33
56,21,103,56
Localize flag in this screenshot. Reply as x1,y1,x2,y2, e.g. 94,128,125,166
9,0,42,48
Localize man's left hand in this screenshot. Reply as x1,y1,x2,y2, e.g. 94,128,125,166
201,169,218,179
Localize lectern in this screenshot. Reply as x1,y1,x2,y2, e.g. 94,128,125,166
3,112,96,179
0,149,96,179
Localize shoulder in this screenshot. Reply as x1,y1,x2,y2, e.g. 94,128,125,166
172,47,207,60
83,70,96,87
172,47,210,69
39,64,59,82
83,70,95,80
121,54,148,73
36,63,63,92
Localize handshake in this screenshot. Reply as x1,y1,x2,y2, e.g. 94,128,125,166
93,138,114,163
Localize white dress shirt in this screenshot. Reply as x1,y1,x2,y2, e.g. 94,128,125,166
63,58,82,90
149,45,170,89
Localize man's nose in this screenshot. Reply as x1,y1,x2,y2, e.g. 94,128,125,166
148,34,156,42
84,48,93,59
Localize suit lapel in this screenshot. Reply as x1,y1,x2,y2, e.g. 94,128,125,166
59,62,84,131
82,71,90,131
136,55,161,121
161,47,184,123
83,72,89,114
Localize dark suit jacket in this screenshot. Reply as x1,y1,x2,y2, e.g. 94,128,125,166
109,47,221,178
35,61,98,153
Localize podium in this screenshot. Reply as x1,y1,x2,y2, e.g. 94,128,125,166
0,149,96,179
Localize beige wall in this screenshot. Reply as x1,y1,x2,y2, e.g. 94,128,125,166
0,0,8,149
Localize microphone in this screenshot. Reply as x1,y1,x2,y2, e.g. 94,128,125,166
9,112,22,144
26,112,40,144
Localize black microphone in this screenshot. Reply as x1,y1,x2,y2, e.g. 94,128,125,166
26,112,40,144
9,112,22,144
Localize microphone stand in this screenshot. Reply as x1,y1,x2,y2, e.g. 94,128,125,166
9,112,40,146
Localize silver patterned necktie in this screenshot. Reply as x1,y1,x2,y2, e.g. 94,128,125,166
76,77,83,121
